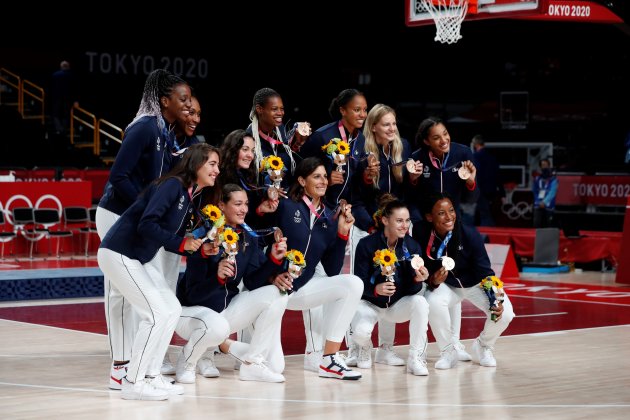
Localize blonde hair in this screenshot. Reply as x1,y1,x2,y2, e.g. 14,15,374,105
363,104,403,186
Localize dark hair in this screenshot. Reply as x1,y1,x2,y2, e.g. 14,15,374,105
288,157,326,201
249,87,281,120
220,183,245,203
421,191,461,259
471,134,484,146
218,129,257,187
373,193,406,230
328,88,364,120
160,143,219,189
415,116,444,150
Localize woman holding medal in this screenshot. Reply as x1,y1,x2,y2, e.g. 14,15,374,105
414,192,515,370
260,157,364,380
246,87,309,189
347,104,417,367
97,143,220,400
350,194,431,376
407,116,479,363
96,69,192,390
175,183,289,383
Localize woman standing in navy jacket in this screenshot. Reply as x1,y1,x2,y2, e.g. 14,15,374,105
175,183,288,384
413,192,514,371
261,157,364,380
95,69,192,389
98,143,220,401
351,194,430,376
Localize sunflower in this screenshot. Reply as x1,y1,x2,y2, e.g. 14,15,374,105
480,277,494,291
202,204,222,222
379,249,397,266
222,228,239,245
287,249,306,267
269,156,284,171
491,276,504,289
373,249,383,265
336,140,350,155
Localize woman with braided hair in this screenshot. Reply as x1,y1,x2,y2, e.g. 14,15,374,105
96,68,192,391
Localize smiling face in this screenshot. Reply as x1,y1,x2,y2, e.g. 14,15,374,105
195,151,220,188
340,94,368,132
299,165,328,199
426,198,456,237
162,83,192,125
237,136,255,169
424,123,451,157
220,190,248,226
372,112,398,146
256,95,284,131
382,207,411,239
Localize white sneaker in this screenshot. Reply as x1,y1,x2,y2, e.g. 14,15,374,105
406,348,429,376
374,344,405,366
319,353,362,380
121,377,169,401
197,351,220,378
454,341,472,361
356,345,372,369
175,353,196,384
345,344,358,367
435,346,458,370
239,360,285,383
109,362,128,390
472,339,497,367
160,354,176,375
304,350,323,373
148,375,185,395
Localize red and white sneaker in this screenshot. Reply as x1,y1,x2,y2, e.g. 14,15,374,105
318,353,362,380
109,362,128,390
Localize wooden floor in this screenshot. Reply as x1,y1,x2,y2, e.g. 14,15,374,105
1,271,629,419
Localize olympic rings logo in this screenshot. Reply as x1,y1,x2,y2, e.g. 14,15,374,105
0,194,64,225
501,200,532,220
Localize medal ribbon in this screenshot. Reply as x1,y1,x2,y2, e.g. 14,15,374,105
425,230,452,260
259,129,283,145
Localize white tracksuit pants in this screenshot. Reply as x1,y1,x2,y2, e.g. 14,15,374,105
350,295,429,356
97,248,182,383
271,273,363,372
426,283,515,352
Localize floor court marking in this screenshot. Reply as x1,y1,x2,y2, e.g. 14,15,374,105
0,381,627,409
462,312,567,319
508,294,630,307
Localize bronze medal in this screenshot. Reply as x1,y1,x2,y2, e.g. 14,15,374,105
458,166,471,180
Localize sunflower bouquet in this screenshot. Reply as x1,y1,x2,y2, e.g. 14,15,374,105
200,204,225,244
321,137,350,172
260,155,286,199
286,249,306,279
219,227,240,263
373,248,398,282
480,275,505,322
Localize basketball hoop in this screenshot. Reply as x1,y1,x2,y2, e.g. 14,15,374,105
419,0,470,44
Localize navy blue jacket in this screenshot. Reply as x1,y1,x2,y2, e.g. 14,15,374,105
352,138,412,231
412,222,493,289
167,135,201,172
177,228,282,312
354,232,425,308
407,142,478,224
99,116,174,215
264,197,348,291
299,121,366,207
100,178,197,264
246,124,299,188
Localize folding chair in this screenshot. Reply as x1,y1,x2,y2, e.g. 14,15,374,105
33,208,73,259
63,206,95,258
12,207,45,261
0,210,17,261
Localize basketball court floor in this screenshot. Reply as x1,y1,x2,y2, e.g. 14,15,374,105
0,259,628,419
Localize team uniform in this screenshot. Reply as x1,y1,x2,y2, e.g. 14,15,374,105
350,232,429,375
246,124,299,188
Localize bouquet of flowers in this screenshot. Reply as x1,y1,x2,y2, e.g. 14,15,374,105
373,249,398,282
480,275,505,322
219,227,240,263
321,137,350,172
260,155,286,199
286,249,306,279
200,204,225,244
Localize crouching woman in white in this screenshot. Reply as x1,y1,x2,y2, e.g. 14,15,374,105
351,194,430,375
176,183,289,383
413,192,515,370
261,157,364,380
97,143,220,401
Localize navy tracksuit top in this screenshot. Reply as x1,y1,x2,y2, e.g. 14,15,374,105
99,178,198,264
177,228,282,313
246,124,299,188
299,121,366,208
354,232,425,308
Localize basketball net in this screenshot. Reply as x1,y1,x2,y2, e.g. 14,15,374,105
420,0,469,44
